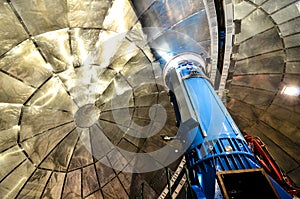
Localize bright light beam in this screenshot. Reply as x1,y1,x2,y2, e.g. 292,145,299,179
281,86,300,96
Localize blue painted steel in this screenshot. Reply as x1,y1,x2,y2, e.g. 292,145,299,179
176,63,258,168
270,177,293,199
170,61,292,198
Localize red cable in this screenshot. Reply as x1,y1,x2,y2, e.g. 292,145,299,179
245,135,300,197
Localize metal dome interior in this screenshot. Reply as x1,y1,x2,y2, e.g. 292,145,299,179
0,0,299,198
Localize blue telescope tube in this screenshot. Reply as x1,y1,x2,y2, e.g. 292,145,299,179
165,59,291,199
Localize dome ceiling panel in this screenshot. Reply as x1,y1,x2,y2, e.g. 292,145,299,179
0,40,52,88
99,120,127,145
117,138,139,153
236,88,275,109
0,159,36,199
248,0,265,5
89,124,114,159
133,83,160,97
133,107,155,121
0,145,27,182
126,23,153,53
86,190,103,199
94,157,116,187
284,73,300,86
108,39,140,72
235,27,283,60
0,0,27,56
16,169,51,199
26,76,76,111
284,33,300,48
254,121,300,163
229,0,300,186
120,52,154,88
261,0,297,14
69,28,101,67
101,177,128,198
272,94,300,114
233,1,256,19
39,128,79,171
278,17,300,36
41,172,65,198
120,135,144,152
227,85,262,105
96,75,134,111
102,0,137,33
231,74,282,91
0,72,35,104
235,9,274,43
227,99,263,126
105,87,128,113
261,111,300,146
233,50,285,75
0,127,18,152
245,123,298,173
286,62,300,73
227,86,275,111
19,123,75,170
118,171,157,198
82,164,99,197
171,10,210,44
68,0,112,28
286,47,300,61
10,0,68,35
106,148,128,171
138,0,205,29
62,169,81,198
130,0,155,17
34,29,72,73
271,3,300,24
266,104,300,129
68,129,94,170
19,107,74,140
99,108,134,128
134,93,158,107
120,50,151,73
149,30,209,59
93,30,128,67
289,168,300,188
0,104,21,132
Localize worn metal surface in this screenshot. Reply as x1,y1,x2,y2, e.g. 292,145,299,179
11,0,68,35
0,0,299,198
68,0,112,28
0,0,181,197
0,0,28,56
